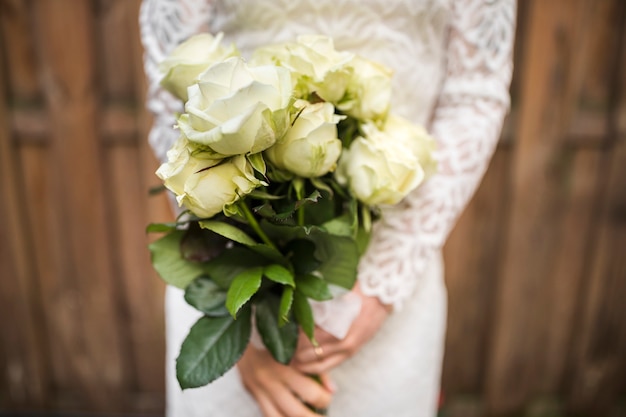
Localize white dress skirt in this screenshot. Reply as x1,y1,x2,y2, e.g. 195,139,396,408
140,0,516,415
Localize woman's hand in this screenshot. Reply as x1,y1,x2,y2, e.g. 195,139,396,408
291,283,391,375
237,344,334,417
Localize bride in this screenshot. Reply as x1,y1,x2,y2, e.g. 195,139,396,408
140,0,516,416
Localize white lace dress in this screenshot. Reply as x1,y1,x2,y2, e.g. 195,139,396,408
140,1,516,415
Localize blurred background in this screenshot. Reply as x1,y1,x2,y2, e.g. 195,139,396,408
0,0,624,416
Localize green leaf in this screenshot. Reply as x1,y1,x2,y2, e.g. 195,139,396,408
279,286,294,327
296,274,333,301
247,152,267,175
146,222,178,233
308,229,359,290
148,230,204,289
255,296,298,364
225,267,263,318
249,243,288,265
260,220,302,242
293,289,315,342
294,190,322,210
321,197,358,237
181,222,228,262
253,203,278,219
200,220,287,266
199,220,257,246
149,184,167,195
284,239,320,275
203,247,268,289
184,276,229,317
310,177,334,197
263,264,295,287
258,223,359,289
322,213,354,237
270,190,322,222
176,308,251,389
302,194,336,226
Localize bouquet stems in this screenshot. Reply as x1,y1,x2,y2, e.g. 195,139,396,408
237,201,278,251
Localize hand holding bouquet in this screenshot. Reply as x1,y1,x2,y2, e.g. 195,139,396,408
148,33,436,390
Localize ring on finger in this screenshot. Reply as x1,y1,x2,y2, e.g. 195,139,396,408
314,345,324,359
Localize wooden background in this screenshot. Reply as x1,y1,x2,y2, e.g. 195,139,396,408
0,0,624,416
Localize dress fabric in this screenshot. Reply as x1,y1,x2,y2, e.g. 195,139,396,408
140,0,516,415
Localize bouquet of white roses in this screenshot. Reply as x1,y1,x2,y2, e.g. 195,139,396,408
148,33,436,390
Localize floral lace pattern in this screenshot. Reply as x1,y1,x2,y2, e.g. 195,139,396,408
140,0,515,310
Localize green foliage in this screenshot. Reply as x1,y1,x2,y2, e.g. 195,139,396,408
148,230,204,289
199,220,257,246
263,264,295,287
184,276,229,317
226,267,263,318
292,289,315,342
296,274,332,301
255,295,298,364
306,228,359,289
176,307,252,389
149,176,368,386
278,286,294,327
202,246,268,289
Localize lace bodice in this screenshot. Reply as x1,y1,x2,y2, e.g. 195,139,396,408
140,0,516,309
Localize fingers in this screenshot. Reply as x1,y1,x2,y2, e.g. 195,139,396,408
282,371,333,411
294,351,347,375
316,372,337,394
294,326,344,364
293,341,343,364
238,345,332,417
252,378,329,417
294,286,391,375
293,327,356,375
254,389,284,417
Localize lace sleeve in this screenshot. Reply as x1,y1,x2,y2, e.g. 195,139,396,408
139,0,213,163
358,0,517,309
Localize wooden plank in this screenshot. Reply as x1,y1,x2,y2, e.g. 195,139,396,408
566,142,626,415
538,148,603,392
566,2,626,413
11,106,139,144
0,0,40,102
539,0,625,395
442,145,512,395
97,8,167,405
31,1,127,411
484,0,596,413
126,0,169,410
0,24,49,412
105,145,167,410
95,0,136,101
567,0,620,143
17,144,79,398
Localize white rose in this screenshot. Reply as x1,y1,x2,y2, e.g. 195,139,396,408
251,35,353,103
265,101,343,178
381,115,437,177
182,155,264,218
337,55,393,123
336,116,434,206
178,57,293,157
160,149,264,218
156,135,224,200
159,33,239,101
157,137,264,218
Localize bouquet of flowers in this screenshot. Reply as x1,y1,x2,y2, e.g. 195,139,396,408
148,33,436,390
